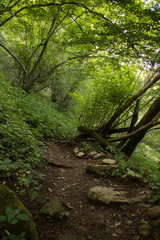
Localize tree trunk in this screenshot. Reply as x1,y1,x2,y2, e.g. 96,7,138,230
97,72,160,136
120,131,146,157
121,96,160,157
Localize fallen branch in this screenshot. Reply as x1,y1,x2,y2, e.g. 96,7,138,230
78,126,109,149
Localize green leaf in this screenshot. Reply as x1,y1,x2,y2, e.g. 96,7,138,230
11,219,18,224
1,236,8,240
20,232,26,237
3,159,12,165
0,215,7,222
17,214,31,221
5,206,13,217
13,208,21,215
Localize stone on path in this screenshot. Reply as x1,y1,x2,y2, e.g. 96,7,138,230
138,223,152,237
86,164,117,177
73,147,79,154
102,159,116,165
147,206,160,219
40,197,67,219
87,186,143,204
93,152,106,159
46,156,73,168
76,151,85,157
73,147,85,157
89,151,98,157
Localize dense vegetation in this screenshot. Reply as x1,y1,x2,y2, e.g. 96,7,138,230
0,0,159,196
0,73,77,194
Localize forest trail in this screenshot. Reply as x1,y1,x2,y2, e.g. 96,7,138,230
24,140,160,240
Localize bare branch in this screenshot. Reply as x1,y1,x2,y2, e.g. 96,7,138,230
0,43,26,76
108,120,160,143
0,6,27,27
28,15,58,77
8,0,22,9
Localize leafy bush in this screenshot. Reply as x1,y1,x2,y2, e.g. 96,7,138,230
11,88,77,139
113,148,160,201
0,206,30,240
131,152,160,188
79,63,139,128
0,78,42,188
0,76,77,190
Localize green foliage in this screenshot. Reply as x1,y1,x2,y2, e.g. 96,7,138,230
80,62,139,128
16,92,77,139
112,147,160,197
139,130,160,163
1,0,159,95
0,206,29,240
0,77,42,187
0,206,30,225
0,0,159,201
132,149,160,195
2,232,27,240
0,76,77,190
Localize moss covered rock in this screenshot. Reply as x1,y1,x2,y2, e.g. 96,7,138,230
40,197,67,219
0,184,39,240
87,186,143,204
86,164,118,177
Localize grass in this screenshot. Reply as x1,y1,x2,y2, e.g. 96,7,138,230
0,75,78,192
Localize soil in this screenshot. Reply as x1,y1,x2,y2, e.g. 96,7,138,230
21,140,160,240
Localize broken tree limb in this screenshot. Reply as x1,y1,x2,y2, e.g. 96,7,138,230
108,120,160,143
78,126,109,149
0,43,26,76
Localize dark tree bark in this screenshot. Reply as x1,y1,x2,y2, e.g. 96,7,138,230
78,126,109,149
121,96,160,157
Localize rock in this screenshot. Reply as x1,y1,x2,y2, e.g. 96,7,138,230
76,151,85,157
138,223,152,237
46,155,73,168
126,220,133,225
47,158,73,168
93,152,106,159
86,164,117,177
40,197,66,218
102,159,116,165
112,233,118,237
87,186,143,204
148,206,160,219
73,147,85,157
73,147,79,154
0,184,38,240
89,151,98,157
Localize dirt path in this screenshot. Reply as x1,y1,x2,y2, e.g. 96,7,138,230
24,140,160,240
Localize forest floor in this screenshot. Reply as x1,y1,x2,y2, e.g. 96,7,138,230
22,140,160,240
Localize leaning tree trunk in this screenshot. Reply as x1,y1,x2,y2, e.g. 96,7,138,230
120,131,146,157
121,96,160,157
97,72,160,136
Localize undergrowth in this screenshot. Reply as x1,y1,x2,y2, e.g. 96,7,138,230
0,76,77,194
113,148,160,201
